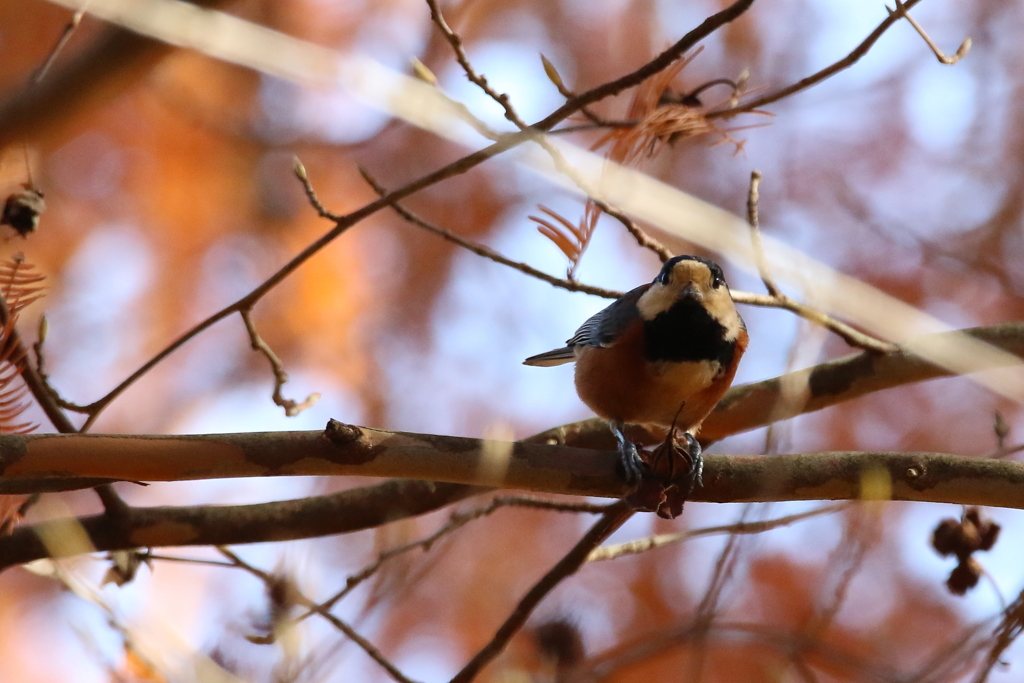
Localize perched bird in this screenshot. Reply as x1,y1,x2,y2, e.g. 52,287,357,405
524,255,747,483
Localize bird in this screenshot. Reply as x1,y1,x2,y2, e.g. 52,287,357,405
524,254,748,485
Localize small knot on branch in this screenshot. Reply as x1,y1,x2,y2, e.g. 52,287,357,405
325,419,363,445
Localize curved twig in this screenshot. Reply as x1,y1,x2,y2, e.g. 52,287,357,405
710,0,924,118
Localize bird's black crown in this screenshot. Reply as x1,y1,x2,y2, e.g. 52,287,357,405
655,255,727,289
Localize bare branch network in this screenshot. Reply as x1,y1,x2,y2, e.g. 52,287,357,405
1,322,1022,570
0,0,1019,681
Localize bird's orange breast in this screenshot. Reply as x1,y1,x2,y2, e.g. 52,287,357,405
573,322,747,431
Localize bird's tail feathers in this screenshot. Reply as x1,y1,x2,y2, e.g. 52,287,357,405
523,347,577,367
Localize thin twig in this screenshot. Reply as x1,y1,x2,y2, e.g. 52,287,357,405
541,55,625,129
449,502,633,683
988,444,1024,460
978,563,1008,612
293,158,342,221
747,170,778,297
907,620,993,683
426,0,527,129
744,171,896,354
550,121,639,135
218,547,420,683
595,200,674,263
32,10,85,85
305,495,609,621
687,504,754,680
33,321,90,415
240,308,320,417
534,0,756,130
887,0,971,65
710,0,924,118
973,589,1024,683
587,502,849,562
807,509,874,635
358,168,623,298
763,295,895,353
146,553,237,568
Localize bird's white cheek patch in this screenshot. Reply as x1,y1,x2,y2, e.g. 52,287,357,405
637,284,685,320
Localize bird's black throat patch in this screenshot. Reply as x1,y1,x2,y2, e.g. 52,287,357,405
643,298,735,365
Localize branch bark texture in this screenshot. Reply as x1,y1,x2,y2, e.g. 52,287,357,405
2,323,1023,569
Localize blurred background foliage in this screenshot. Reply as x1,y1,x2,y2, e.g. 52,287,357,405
0,0,1023,680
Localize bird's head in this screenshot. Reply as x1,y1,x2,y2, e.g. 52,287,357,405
637,255,743,337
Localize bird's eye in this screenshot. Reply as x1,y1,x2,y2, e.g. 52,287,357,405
657,270,672,285
711,274,724,289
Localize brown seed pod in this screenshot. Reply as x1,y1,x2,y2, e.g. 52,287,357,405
1,186,46,238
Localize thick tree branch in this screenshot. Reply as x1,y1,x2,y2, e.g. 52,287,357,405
702,322,1024,442
3,322,1022,569
0,478,481,572
2,442,1024,570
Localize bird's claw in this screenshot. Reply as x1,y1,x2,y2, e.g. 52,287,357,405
618,438,648,485
681,433,703,493
611,421,649,485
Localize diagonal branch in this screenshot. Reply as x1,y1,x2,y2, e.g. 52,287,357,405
425,0,527,129
357,168,622,298
534,0,756,130
744,171,895,354
218,547,419,683
449,501,632,683
701,322,1024,442
710,0,924,118
887,0,971,65
305,495,605,620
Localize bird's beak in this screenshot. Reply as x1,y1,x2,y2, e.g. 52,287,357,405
679,282,699,300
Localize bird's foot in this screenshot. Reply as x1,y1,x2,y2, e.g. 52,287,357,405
681,433,703,494
618,437,648,485
611,422,649,486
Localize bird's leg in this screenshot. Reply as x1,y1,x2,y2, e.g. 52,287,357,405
681,432,703,493
610,420,646,484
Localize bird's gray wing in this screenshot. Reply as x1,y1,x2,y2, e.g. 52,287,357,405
523,285,647,366
565,284,647,347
